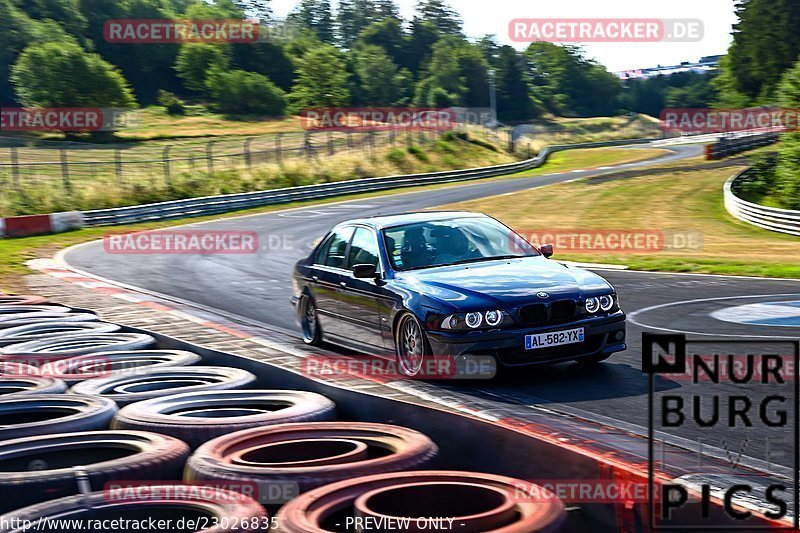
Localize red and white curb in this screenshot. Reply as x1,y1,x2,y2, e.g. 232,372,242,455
0,211,83,238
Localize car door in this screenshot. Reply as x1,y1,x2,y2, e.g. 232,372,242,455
308,226,354,335
337,226,386,351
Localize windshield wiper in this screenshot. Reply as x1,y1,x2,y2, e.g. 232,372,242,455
435,255,526,267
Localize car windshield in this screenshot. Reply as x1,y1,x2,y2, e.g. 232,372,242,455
382,217,539,271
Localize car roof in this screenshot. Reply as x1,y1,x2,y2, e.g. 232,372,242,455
336,211,488,230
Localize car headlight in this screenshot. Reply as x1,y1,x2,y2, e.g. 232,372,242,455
599,294,615,312
484,310,502,326
585,297,600,314
465,312,483,328
440,310,509,330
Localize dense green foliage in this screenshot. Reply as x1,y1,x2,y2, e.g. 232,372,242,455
0,0,733,128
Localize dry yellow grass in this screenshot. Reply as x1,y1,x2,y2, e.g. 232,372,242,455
443,163,800,277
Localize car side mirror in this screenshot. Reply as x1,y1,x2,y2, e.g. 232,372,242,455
353,264,378,279
540,244,554,258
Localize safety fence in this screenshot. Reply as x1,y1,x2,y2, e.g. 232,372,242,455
724,167,800,236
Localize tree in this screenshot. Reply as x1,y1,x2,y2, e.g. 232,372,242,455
11,41,136,107
407,18,440,73
77,0,183,104
205,68,286,115
337,0,377,48
352,45,409,105
288,44,351,108
357,17,409,71
494,45,538,120
415,0,462,36
14,0,88,42
723,0,800,103
175,43,229,93
375,0,400,20
777,58,800,108
287,0,335,44
232,41,295,91
233,0,273,24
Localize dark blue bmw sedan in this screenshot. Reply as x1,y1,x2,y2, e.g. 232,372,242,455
292,211,626,377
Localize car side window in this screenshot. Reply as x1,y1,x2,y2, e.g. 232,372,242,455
348,227,380,268
320,227,354,269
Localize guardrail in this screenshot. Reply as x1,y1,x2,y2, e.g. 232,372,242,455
82,137,658,226
705,131,779,159
724,167,800,236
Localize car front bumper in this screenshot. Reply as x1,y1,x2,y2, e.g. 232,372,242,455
426,312,627,367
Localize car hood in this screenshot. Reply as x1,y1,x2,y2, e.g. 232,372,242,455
395,256,612,308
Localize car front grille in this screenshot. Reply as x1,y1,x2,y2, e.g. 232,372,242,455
519,303,548,324
518,299,578,324
551,300,577,321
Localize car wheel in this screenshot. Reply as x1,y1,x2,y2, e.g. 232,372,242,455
578,353,612,366
395,313,430,378
299,294,323,346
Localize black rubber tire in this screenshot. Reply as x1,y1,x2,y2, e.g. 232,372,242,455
0,333,156,356
0,313,99,329
186,422,439,500
41,350,203,385
112,390,337,449
71,367,257,406
0,363,37,377
0,321,121,346
0,486,267,532
0,295,48,306
0,377,67,396
0,305,71,316
0,430,190,513
298,293,323,346
0,394,118,440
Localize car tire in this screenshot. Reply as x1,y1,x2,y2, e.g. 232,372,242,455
0,394,118,440
0,430,190,513
0,313,99,329
40,350,203,385
298,294,323,346
0,321,121,346
394,312,432,378
275,470,566,533
0,377,67,396
186,422,439,498
111,390,337,449
0,295,48,306
0,333,157,356
0,486,267,533
70,367,257,406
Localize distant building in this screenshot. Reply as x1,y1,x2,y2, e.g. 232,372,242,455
616,56,721,80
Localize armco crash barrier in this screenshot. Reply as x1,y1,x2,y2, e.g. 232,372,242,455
0,295,790,531
0,211,83,238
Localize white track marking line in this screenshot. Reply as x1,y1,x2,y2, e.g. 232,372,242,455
627,293,800,338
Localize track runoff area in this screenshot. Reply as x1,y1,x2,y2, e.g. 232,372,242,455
63,142,800,528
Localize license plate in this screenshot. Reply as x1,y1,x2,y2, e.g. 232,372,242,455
525,327,585,350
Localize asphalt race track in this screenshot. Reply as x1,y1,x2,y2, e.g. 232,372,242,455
65,142,800,471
